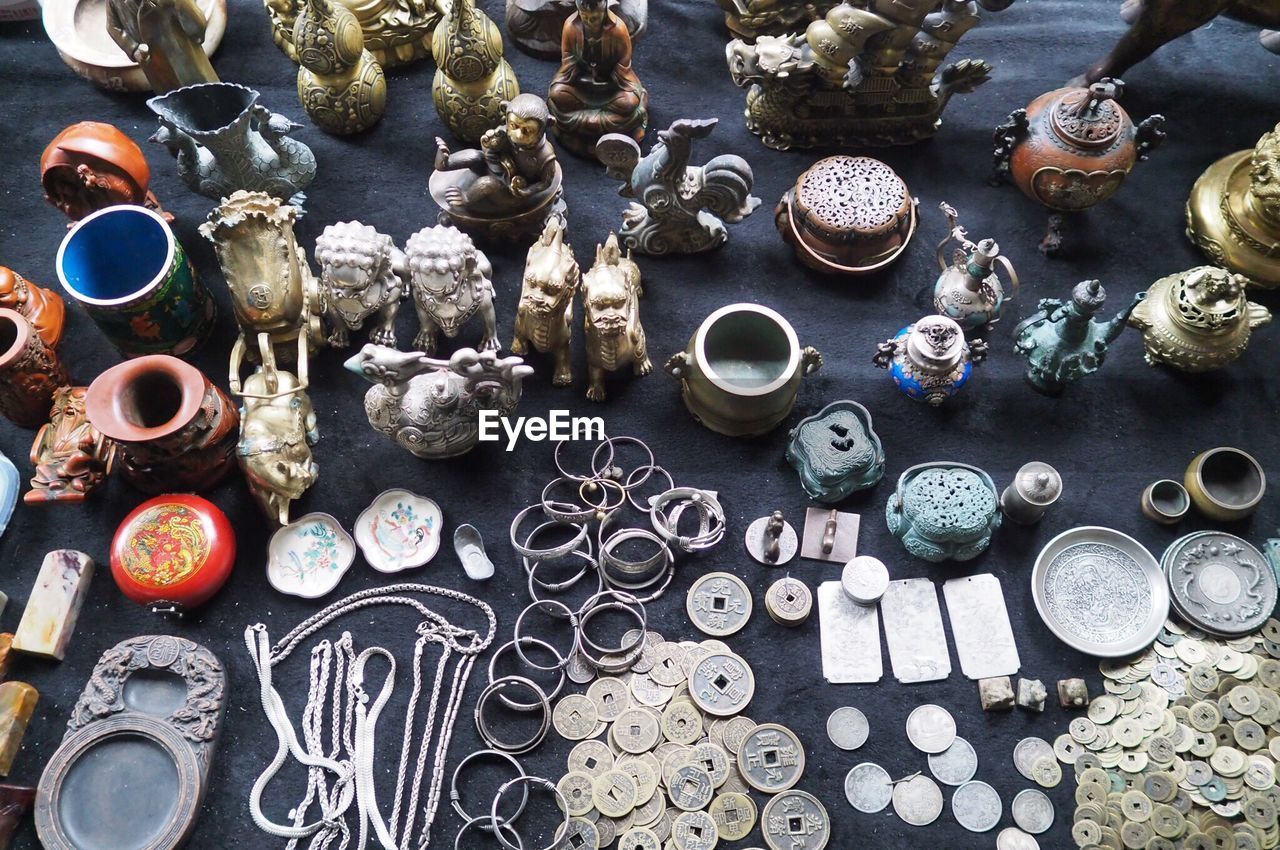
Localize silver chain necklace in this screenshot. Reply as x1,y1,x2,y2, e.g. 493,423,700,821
245,584,497,850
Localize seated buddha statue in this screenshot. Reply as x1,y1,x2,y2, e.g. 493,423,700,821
547,0,648,158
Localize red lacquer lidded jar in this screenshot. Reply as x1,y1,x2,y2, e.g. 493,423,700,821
110,494,235,612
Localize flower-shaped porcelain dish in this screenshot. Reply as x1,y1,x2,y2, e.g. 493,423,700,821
354,489,442,573
267,513,356,599
1032,526,1169,658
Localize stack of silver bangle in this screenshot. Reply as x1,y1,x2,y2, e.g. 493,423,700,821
449,750,568,850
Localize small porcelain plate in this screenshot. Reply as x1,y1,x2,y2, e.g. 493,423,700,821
354,489,443,573
1032,526,1169,659
267,513,356,599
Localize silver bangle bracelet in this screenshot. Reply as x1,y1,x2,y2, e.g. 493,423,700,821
555,437,611,482
521,521,595,590
526,553,604,619
650,487,725,552
625,464,674,513
450,749,527,828
513,600,579,669
510,505,589,561
525,547,597,594
490,775,570,850
592,435,655,486
576,590,647,657
599,527,671,587
455,816,524,850
602,563,675,605
488,638,567,709
474,677,550,755
578,477,625,518
539,477,596,523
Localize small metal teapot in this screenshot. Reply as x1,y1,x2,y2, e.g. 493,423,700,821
872,315,987,406
933,202,1018,329
1128,266,1271,373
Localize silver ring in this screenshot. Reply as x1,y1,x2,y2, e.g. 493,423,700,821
491,775,569,850
592,435,655,488
578,477,625,518
650,487,725,552
488,638,567,709
474,677,550,755
555,437,611,483
510,505,589,561
625,464,674,512
513,601,579,669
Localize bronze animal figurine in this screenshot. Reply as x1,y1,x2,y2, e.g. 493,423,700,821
238,361,318,525
511,217,580,387
314,221,407,348
582,233,649,401
405,224,499,356
1078,0,1280,85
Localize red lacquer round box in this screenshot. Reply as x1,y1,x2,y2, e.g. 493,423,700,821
110,494,235,612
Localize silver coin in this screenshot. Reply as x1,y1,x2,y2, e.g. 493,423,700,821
996,827,1041,850
952,780,1002,833
1010,789,1054,834
906,705,956,754
844,763,892,814
566,650,596,684
892,774,944,827
1012,737,1055,781
760,790,829,850
842,556,889,605
927,736,978,786
826,707,869,751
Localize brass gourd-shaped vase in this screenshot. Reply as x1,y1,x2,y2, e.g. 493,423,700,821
431,0,520,143
294,0,387,135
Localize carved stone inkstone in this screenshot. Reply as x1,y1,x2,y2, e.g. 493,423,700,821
27,387,117,505
582,233,650,401
13,550,94,662
1058,678,1090,709
0,683,37,776
597,117,760,256
431,0,520,143
406,225,500,356
511,217,580,386
933,202,1018,329
294,0,387,135
785,400,885,503
548,0,648,158
41,122,169,224
430,95,566,241
727,0,1005,150
346,345,533,459
979,676,1015,711
1013,280,1142,396
1129,266,1270,372
148,82,317,207
1077,0,1280,86
1017,678,1047,712
508,0,646,59
1188,122,1280,287
315,221,407,348
992,78,1164,255
35,635,226,850
744,511,798,565
106,0,220,94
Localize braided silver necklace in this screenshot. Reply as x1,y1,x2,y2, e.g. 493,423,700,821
245,584,497,850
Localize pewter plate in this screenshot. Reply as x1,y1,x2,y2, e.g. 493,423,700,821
880,579,951,683
1161,531,1278,638
1031,527,1169,659
943,574,1020,680
816,582,882,684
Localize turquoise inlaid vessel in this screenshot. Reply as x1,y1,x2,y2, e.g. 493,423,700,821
872,315,987,406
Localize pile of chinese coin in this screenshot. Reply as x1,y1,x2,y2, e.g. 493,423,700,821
1055,617,1280,849
550,631,829,850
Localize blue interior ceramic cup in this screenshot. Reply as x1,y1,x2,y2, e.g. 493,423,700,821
56,205,214,357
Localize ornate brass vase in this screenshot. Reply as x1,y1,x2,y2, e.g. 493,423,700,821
1129,266,1270,372
431,0,520,143
294,0,386,135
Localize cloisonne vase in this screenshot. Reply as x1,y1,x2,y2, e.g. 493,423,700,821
0,309,69,428
56,205,214,357
84,355,239,494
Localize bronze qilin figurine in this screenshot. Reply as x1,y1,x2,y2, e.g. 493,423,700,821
27,387,116,505
726,0,1009,150
583,233,650,401
511,217,580,387
430,95,566,240
315,221,407,348
548,0,649,158
597,117,761,256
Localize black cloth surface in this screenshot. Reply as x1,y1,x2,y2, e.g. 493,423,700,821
2,1,1280,847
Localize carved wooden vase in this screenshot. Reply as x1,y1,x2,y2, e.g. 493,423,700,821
0,308,69,429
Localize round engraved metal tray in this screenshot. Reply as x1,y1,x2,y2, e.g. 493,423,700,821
1031,526,1169,658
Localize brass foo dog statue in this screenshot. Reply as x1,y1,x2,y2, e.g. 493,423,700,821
511,218,580,387
726,0,1011,150
583,233,649,401
1079,0,1280,85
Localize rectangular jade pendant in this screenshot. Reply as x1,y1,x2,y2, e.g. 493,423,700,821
13,550,94,661
0,682,37,776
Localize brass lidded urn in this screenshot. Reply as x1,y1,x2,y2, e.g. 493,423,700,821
432,0,520,143
1186,122,1280,288
1128,266,1270,373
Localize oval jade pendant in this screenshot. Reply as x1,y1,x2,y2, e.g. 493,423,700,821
110,494,235,612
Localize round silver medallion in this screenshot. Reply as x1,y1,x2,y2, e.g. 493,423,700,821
826,707,869,751
1011,788,1054,834
906,704,956,754
927,736,978,785
844,762,892,813
841,556,889,605
952,780,1002,832
892,774,944,827
996,827,1041,850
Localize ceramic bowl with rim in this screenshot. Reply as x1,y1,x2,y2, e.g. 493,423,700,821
1184,446,1266,522
267,513,355,599
354,488,443,573
42,0,227,92
1031,526,1169,658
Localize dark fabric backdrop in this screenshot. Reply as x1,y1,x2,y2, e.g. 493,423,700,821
2,0,1279,847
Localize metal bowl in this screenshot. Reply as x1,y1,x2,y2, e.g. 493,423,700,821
1031,526,1169,658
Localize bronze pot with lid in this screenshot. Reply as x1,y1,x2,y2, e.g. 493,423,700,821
775,156,916,275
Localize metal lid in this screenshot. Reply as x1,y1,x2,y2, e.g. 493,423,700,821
905,316,965,372
1013,462,1062,507
1049,83,1126,150
794,156,910,240
1167,267,1246,333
